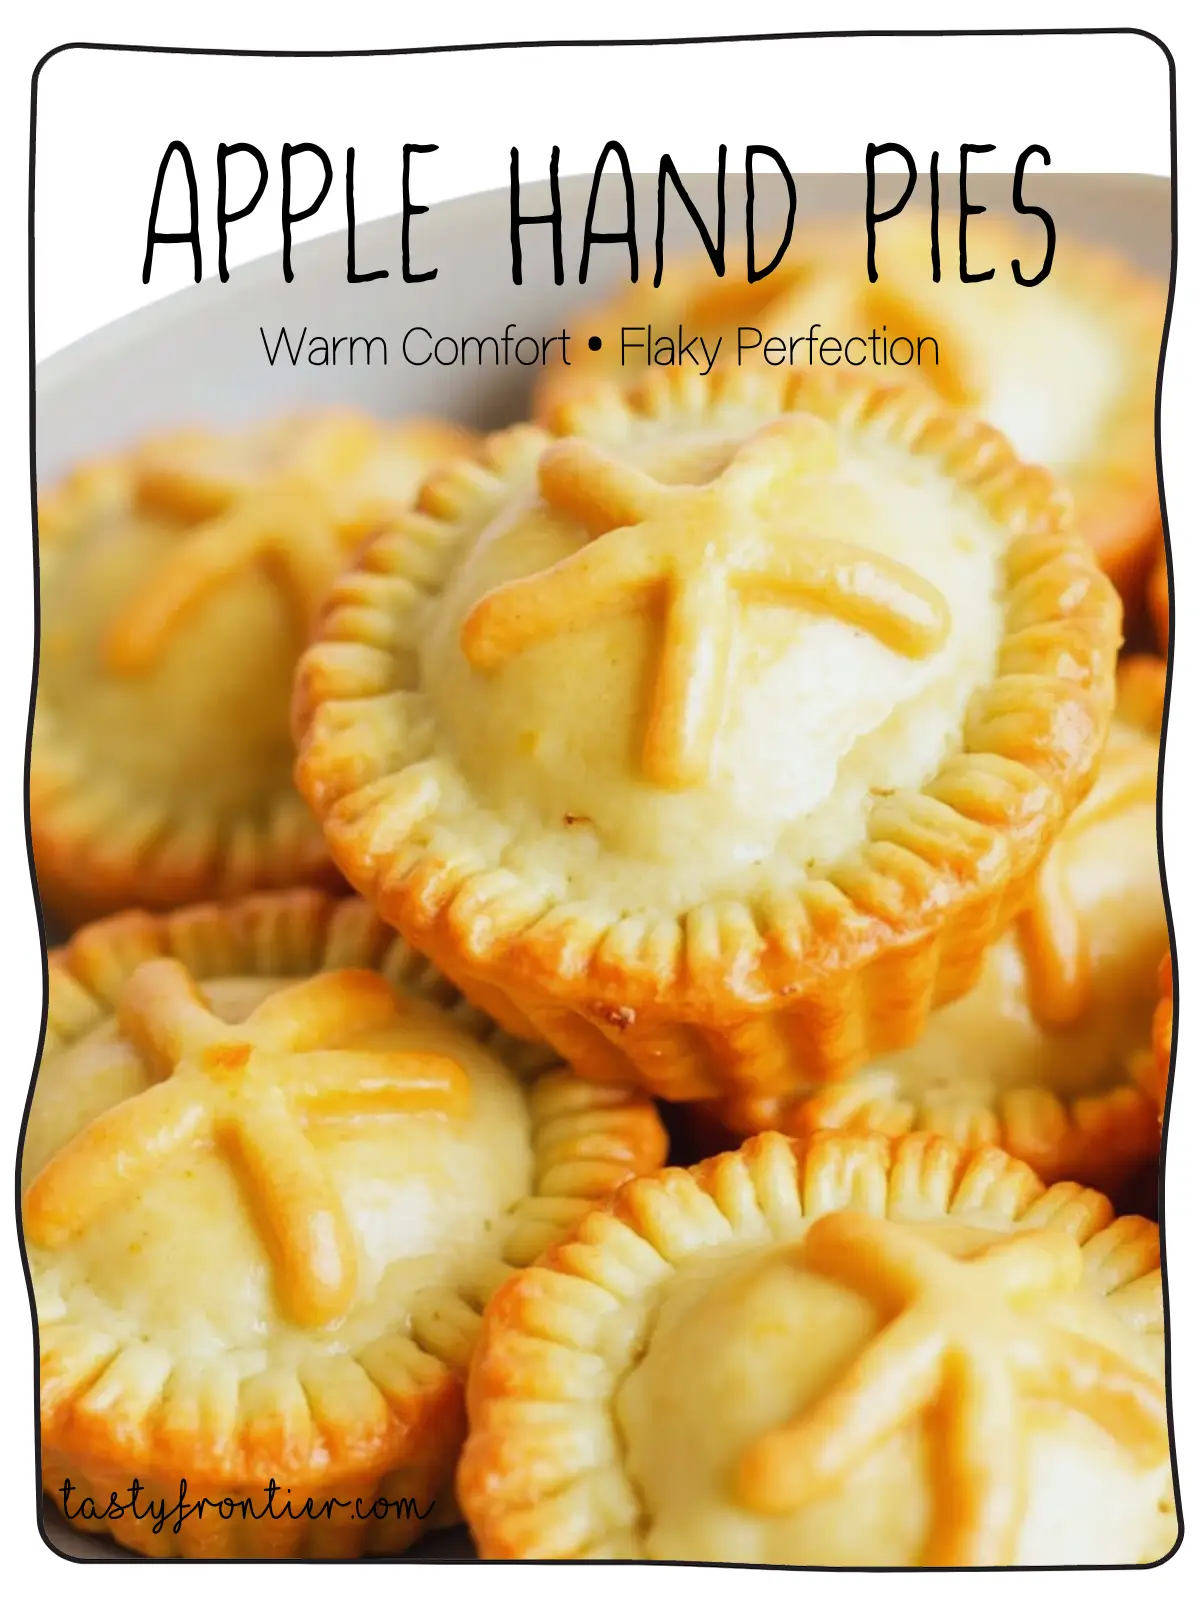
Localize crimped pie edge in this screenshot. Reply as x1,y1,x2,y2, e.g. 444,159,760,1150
714,1077,1159,1196
293,369,1121,1090
457,1129,1167,1562
28,889,667,1554
32,410,475,926
703,653,1167,1191
33,451,338,924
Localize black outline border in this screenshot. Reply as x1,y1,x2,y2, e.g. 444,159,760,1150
18,25,1182,1570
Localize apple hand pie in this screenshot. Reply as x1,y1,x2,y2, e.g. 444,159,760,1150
22,889,665,1557
460,1130,1176,1565
295,368,1120,1102
33,410,474,924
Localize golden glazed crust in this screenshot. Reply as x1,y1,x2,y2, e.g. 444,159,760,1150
294,369,1121,1100
459,1131,1174,1565
33,411,475,926
25,889,666,1557
538,220,1164,605
704,658,1166,1193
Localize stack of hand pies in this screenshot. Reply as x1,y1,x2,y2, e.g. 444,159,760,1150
25,218,1177,1565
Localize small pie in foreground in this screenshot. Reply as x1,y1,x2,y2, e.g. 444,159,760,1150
706,658,1167,1193
295,368,1120,1102
460,1130,1176,1565
538,219,1165,605
22,889,665,1557
33,410,473,924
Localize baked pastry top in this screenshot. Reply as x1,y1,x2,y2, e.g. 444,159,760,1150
24,890,665,1557
540,220,1164,602
296,369,1120,1097
460,1131,1175,1566
33,410,473,923
437,398,992,906
714,658,1166,1190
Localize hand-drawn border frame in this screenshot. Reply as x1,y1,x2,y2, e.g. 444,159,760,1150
19,25,1181,1568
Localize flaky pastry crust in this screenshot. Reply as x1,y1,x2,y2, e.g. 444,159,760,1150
294,368,1121,1100
25,889,665,1557
33,411,474,925
459,1130,1175,1565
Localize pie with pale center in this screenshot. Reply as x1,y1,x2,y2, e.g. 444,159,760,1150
539,219,1165,604
705,659,1167,1192
23,889,665,1557
294,368,1120,1101
460,1130,1175,1565
33,410,474,924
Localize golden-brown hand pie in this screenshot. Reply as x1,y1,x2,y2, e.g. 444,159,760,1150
22,889,665,1557
295,369,1120,1103
706,658,1167,1193
540,220,1164,605
32,411,474,925
460,1130,1176,1565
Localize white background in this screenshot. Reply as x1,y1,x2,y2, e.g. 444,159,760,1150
1,2,1196,1593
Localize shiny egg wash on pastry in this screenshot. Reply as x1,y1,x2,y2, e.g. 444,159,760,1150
711,660,1167,1191
23,891,666,1558
460,1132,1176,1566
32,410,474,924
433,404,982,911
538,218,1165,602
294,369,1120,1098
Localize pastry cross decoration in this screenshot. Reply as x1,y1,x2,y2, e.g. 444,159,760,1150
106,417,379,675
460,416,952,789
23,961,470,1327
1017,735,1159,1028
736,1212,1167,1566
